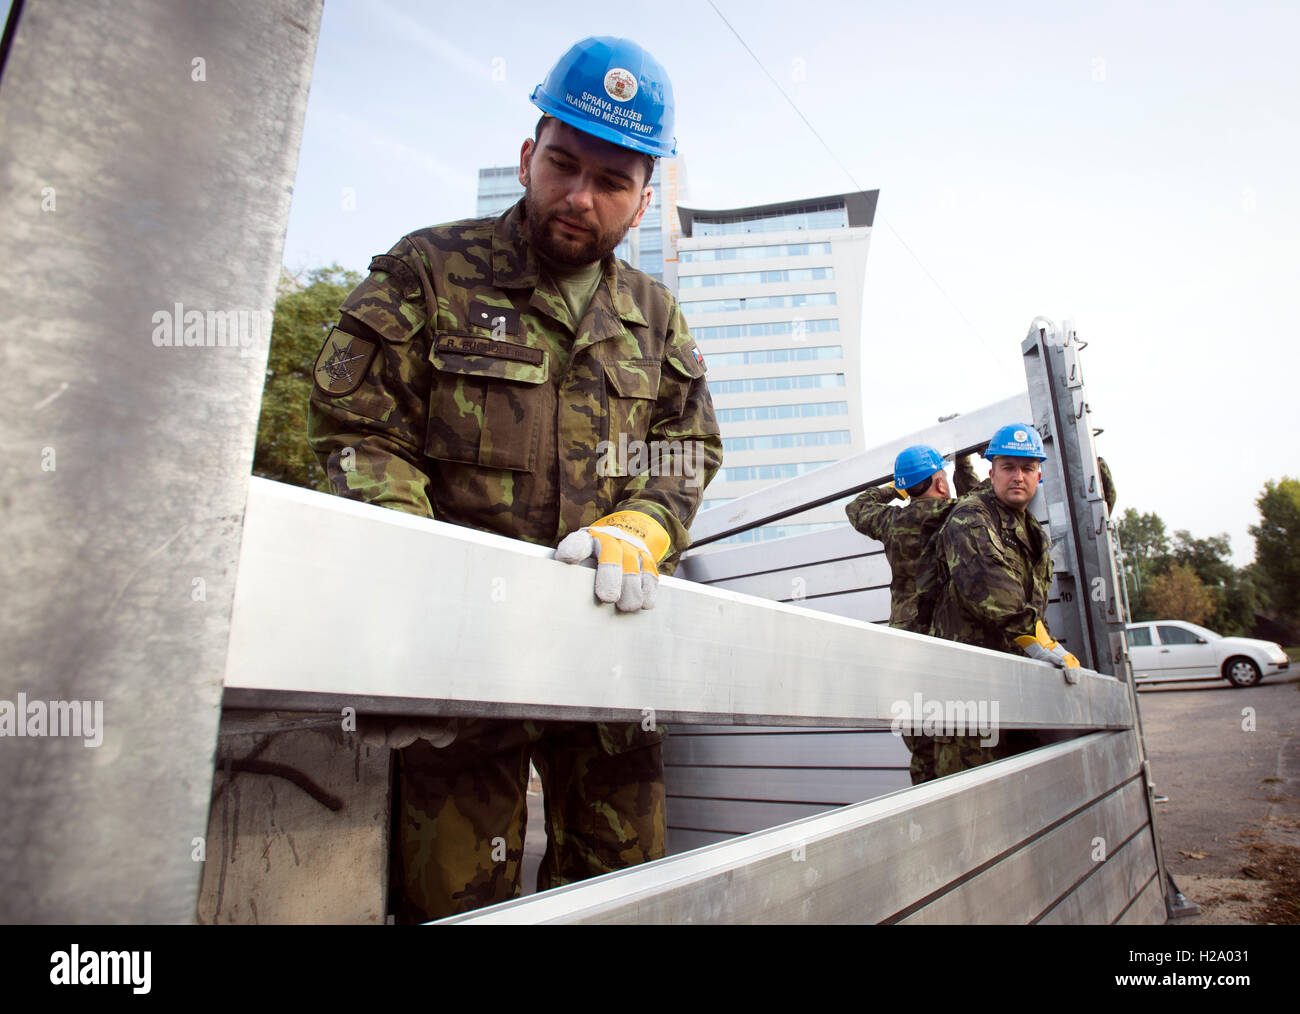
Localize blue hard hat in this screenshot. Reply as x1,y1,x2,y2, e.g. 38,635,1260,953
894,445,947,490
983,424,1047,460
530,37,677,157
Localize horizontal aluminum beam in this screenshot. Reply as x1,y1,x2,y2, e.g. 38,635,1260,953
676,522,889,595
688,393,1031,546
224,479,1131,731
440,731,1154,924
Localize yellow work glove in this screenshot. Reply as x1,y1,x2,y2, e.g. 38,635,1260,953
886,482,908,501
554,510,671,612
1015,621,1082,684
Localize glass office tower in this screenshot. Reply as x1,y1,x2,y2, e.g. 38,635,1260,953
676,192,878,542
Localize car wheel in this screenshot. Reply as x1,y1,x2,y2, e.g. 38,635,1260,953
1223,656,1261,688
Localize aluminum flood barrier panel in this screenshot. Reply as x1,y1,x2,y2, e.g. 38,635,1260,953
442,731,1160,925
224,478,1130,733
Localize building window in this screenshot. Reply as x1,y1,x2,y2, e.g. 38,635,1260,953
723,430,851,452
680,241,832,263
719,460,835,483
693,319,840,342
715,400,848,423
705,346,843,368
681,292,837,314
710,373,845,395
693,204,849,236
678,267,834,289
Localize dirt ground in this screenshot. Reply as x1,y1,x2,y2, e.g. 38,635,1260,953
1137,672,1300,924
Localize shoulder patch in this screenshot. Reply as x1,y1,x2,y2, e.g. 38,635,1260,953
665,339,706,379
367,254,421,299
313,326,379,397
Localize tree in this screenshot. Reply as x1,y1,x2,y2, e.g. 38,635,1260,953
1251,477,1300,625
1145,564,1215,626
1117,509,1171,621
1170,530,1257,636
254,265,362,491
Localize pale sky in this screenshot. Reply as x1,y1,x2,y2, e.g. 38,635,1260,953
282,0,1300,565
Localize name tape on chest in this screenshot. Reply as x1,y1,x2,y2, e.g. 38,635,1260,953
436,333,544,366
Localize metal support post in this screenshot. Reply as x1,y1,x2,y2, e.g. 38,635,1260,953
1021,317,1190,920
0,0,322,921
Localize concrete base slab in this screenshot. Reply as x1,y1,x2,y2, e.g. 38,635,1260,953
197,719,391,925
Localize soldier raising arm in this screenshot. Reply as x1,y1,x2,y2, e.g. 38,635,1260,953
845,446,978,783
845,448,980,630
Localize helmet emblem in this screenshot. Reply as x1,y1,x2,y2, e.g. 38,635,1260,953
604,67,638,102
1014,430,1028,443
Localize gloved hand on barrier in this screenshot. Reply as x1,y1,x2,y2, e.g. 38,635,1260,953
1015,620,1082,684
554,510,670,612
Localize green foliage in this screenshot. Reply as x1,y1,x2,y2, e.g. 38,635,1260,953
1170,530,1257,636
1145,563,1215,626
253,265,362,491
1117,509,1171,621
1117,509,1256,634
1250,477,1300,625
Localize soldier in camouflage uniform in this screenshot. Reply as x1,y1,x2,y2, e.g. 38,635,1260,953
845,447,979,783
307,37,721,921
925,424,1079,777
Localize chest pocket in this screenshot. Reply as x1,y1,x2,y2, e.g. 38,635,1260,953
603,359,661,475
426,332,549,472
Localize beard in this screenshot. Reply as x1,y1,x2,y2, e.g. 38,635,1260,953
522,187,639,268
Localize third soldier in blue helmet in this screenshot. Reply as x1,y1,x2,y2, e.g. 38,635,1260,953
846,445,979,783
923,424,1081,777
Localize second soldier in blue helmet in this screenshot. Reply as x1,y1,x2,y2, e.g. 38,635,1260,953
846,445,980,783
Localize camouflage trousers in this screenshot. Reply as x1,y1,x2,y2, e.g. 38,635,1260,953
901,734,937,785
394,718,665,923
932,730,1043,778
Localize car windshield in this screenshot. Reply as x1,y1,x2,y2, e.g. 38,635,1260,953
1180,622,1222,641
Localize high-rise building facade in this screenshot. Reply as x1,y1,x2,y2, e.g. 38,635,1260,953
676,192,878,541
474,158,687,284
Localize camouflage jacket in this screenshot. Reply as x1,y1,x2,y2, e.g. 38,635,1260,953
926,485,1053,654
844,456,981,633
307,201,722,574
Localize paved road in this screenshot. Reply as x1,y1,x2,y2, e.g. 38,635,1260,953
1137,673,1300,920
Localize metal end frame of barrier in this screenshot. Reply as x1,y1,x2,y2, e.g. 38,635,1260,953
1021,318,1179,920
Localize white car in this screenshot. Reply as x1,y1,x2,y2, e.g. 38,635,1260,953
1126,620,1291,688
